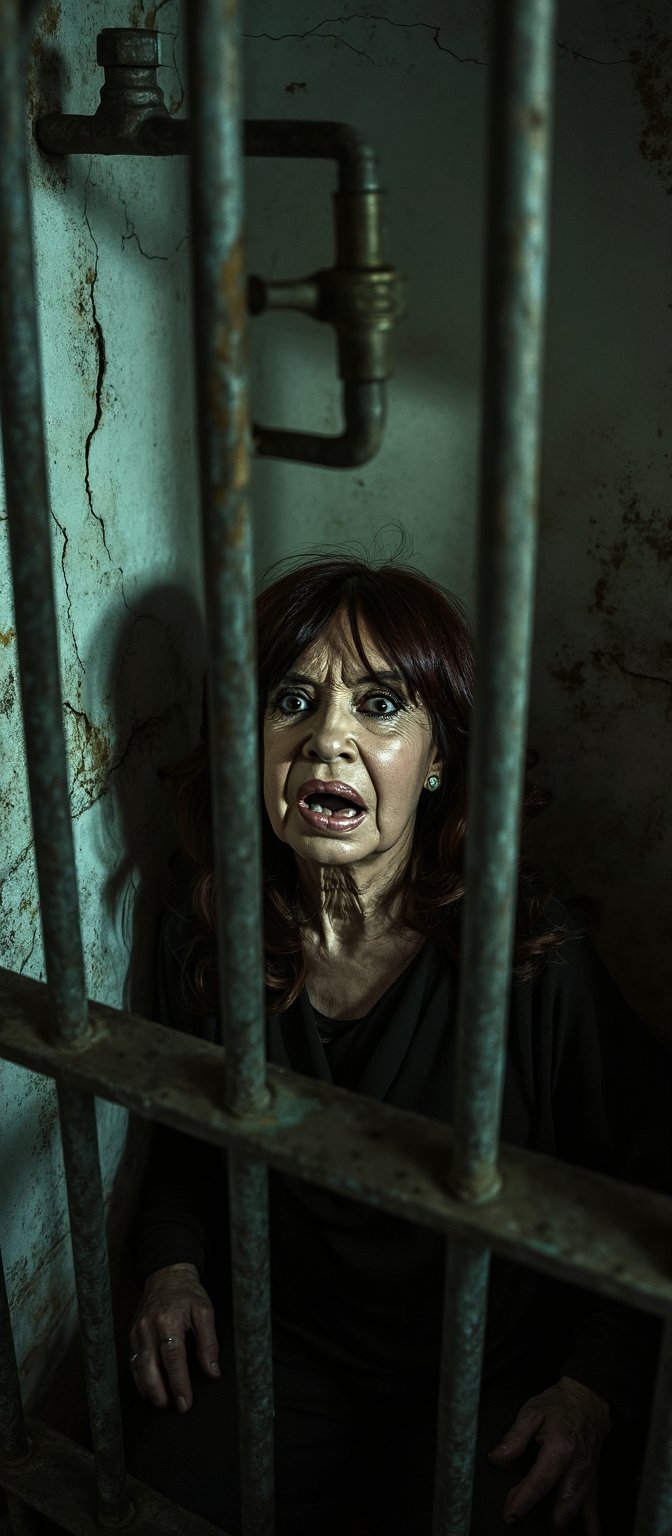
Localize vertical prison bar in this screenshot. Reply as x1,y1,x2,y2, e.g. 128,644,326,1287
0,0,129,1524
185,3,274,1532
434,3,557,1532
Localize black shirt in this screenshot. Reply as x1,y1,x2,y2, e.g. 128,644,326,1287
134,912,672,1425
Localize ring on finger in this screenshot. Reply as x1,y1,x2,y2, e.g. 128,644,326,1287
159,1334,178,1345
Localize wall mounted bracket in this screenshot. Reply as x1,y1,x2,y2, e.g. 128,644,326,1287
35,28,407,468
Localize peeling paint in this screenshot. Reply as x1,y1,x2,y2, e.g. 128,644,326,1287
0,626,15,646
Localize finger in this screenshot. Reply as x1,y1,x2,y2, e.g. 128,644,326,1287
133,1346,170,1409
159,1333,193,1411
488,1405,545,1463
191,1302,221,1379
503,1441,572,1523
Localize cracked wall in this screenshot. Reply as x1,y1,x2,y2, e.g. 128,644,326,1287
0,0,203,1406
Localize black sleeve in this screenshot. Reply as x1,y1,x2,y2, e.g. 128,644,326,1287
542,934,672,1424
132,910,223,1288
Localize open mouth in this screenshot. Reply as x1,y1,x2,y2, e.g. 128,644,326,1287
296,782,367,833
304,792,362,818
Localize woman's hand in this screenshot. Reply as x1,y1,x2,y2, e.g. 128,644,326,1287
129,1262,220,1412
487,1375,611,1531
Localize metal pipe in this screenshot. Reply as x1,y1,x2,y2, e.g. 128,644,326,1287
433,1241,491,1536
0,3,130,1523
0,0,89,1050
254,382,386,469
633,1320,672,1536
451,0,557,1204
185,4,274,1531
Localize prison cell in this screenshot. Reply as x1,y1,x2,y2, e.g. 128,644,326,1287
0,1,671,1534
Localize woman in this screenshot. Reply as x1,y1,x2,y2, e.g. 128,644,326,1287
125,556,670,1535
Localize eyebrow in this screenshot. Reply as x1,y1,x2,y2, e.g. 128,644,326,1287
279,669,406,687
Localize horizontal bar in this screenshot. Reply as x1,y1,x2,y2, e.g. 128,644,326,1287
1,968,671,1318
0,1419,224,1536
452,0,557,1205
634,1318,672,1536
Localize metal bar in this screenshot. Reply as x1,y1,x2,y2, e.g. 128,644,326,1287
185,0,266,1121
0,3,131,1522
185,5,274,1532
0,1243,39,1536
56,1088,129,1522
452,0,558,1203
0,1419,226,1536
634,1319,672,1536
2,972,672,1319
228,1158,274,1536
433,1241,491,1536
0,1245,29,1466
0,0,88,1049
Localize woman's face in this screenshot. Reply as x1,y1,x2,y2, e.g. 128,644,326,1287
262,613,441,883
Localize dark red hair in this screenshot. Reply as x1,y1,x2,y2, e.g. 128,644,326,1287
166,556,562,1012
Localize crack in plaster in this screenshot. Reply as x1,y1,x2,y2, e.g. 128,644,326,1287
557,42,628,66
1,838,34,890
19,928,38,974
613,657,672,689
49,507,85,673
83,168,111,561
243,15,485,67
64,698,178,818
119,195,188,262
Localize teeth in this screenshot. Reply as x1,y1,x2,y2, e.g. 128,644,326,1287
308,803,360,817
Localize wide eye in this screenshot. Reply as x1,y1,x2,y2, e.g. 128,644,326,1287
361,691,404,717
275,689,312,716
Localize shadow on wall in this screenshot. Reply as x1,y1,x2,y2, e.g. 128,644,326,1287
31,582,205,1439
81,582,205,1017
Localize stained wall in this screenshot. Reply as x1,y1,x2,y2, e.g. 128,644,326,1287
1,0,669,1404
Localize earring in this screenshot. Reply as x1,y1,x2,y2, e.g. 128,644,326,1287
426,774,440,792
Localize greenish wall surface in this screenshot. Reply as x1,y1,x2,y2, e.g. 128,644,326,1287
1,0,669,1405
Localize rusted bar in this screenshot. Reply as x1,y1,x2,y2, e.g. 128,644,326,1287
0,1244,29,1467
0,3,131,1522
0,1419,226,1536
433,1242,491,1536
2,970,672,1320
633,1320,672,1536
0,0,88,1048
0,1241,39,1536
56,1088,129,1523
228,1159,274,1535
185,3,274,1531
452,0,558,1205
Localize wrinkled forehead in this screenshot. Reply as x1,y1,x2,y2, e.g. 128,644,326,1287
288,610,399,685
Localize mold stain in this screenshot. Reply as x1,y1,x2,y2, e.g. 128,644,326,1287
549,659,586,692
0,627,14,646
629,19,672,193
40,2,61,35
0,669,16,718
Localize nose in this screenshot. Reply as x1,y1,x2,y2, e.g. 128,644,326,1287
303,698,357,762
